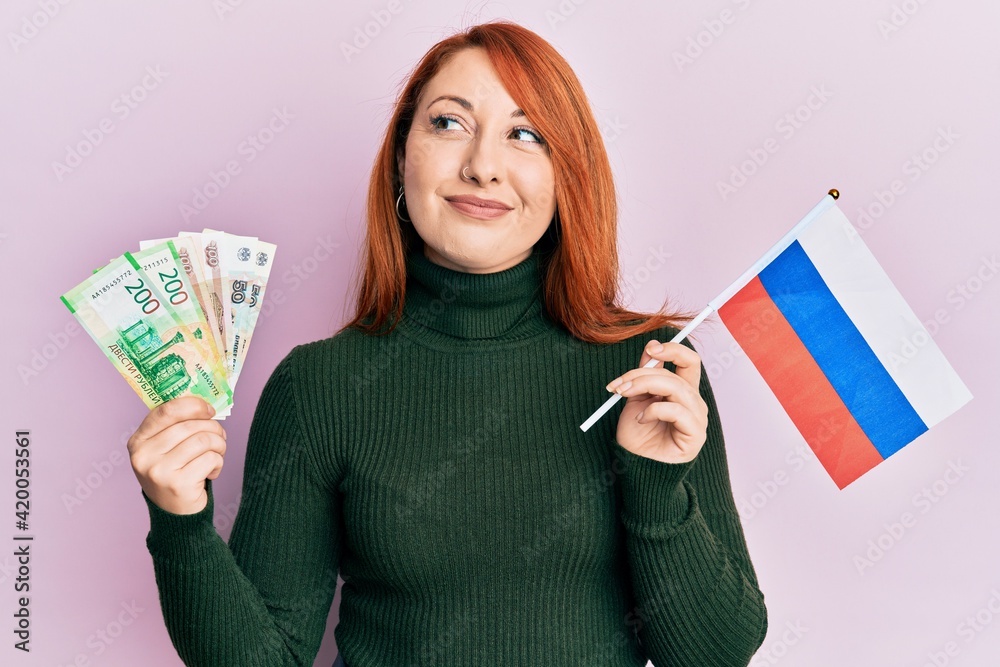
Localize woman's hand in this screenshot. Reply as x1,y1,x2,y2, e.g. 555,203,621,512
127,396,228,515
609,339,709,464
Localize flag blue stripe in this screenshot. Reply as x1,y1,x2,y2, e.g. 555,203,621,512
758,241,927,458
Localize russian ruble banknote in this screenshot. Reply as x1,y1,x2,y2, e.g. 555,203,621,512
61,231,278,419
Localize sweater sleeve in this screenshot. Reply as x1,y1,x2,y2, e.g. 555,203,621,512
611,341,768,667
142,346,340,666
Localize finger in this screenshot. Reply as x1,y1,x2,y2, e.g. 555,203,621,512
637,400,705,442
159,431,227,470
144,436,225,492
131,397,216,446
641,340,702,392
179,450,226,484
618,370,702,413
138,418,227,458
606,338,664,391
637,339,666,371
132,431,226,474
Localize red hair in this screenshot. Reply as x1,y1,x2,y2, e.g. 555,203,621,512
340,20,692,344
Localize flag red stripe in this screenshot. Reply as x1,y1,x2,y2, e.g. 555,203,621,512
718,276,884,489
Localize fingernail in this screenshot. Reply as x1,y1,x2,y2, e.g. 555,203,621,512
648,341,663,353
615,380,632,394
606,377,623,392
636,410,645,422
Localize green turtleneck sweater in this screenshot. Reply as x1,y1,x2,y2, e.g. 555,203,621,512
142,245,767,666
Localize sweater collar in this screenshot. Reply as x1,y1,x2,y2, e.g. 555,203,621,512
400,246,553,345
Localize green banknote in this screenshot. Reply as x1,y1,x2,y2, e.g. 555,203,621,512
128,240,225,374
60,252,234,416
140,235,227,365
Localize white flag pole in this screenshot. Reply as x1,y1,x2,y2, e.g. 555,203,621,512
579,189,841,432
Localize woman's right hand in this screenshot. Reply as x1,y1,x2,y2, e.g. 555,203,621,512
127,396,228,515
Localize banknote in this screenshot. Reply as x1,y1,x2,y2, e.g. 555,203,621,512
206,229,260,383
140,235,227,367
128,240,225,374
64,228,278,418
61,253,234,415
230,240,277,388
181,230,227,369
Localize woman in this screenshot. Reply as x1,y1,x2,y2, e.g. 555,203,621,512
129,20,768,667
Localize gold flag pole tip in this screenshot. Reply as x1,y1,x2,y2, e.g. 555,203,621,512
828,188,840,199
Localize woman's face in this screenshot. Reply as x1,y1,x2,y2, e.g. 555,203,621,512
399,47,556,274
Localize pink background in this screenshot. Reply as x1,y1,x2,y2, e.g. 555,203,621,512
3,1,998,665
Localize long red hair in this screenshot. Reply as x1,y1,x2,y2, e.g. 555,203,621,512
339,20,692,344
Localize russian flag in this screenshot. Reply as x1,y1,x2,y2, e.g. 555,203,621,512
718,203,972,488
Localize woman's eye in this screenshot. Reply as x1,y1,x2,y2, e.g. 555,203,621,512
431,115,461,131
511,127,545,144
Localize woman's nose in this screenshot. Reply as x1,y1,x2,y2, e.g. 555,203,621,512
464,137,502,184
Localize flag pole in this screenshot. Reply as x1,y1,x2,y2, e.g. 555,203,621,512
579,189,841,432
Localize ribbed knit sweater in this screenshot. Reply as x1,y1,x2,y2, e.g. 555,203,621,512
142,244,768,667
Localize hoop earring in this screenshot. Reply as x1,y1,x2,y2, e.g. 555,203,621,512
395,185,410,222
462,166,472,181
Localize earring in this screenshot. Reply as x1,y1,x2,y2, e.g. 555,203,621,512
395,184,410,222
462,166,472,181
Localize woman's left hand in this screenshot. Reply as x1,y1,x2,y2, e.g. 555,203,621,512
608,339,709,464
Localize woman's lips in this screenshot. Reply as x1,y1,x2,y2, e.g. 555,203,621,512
446,199,512,220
